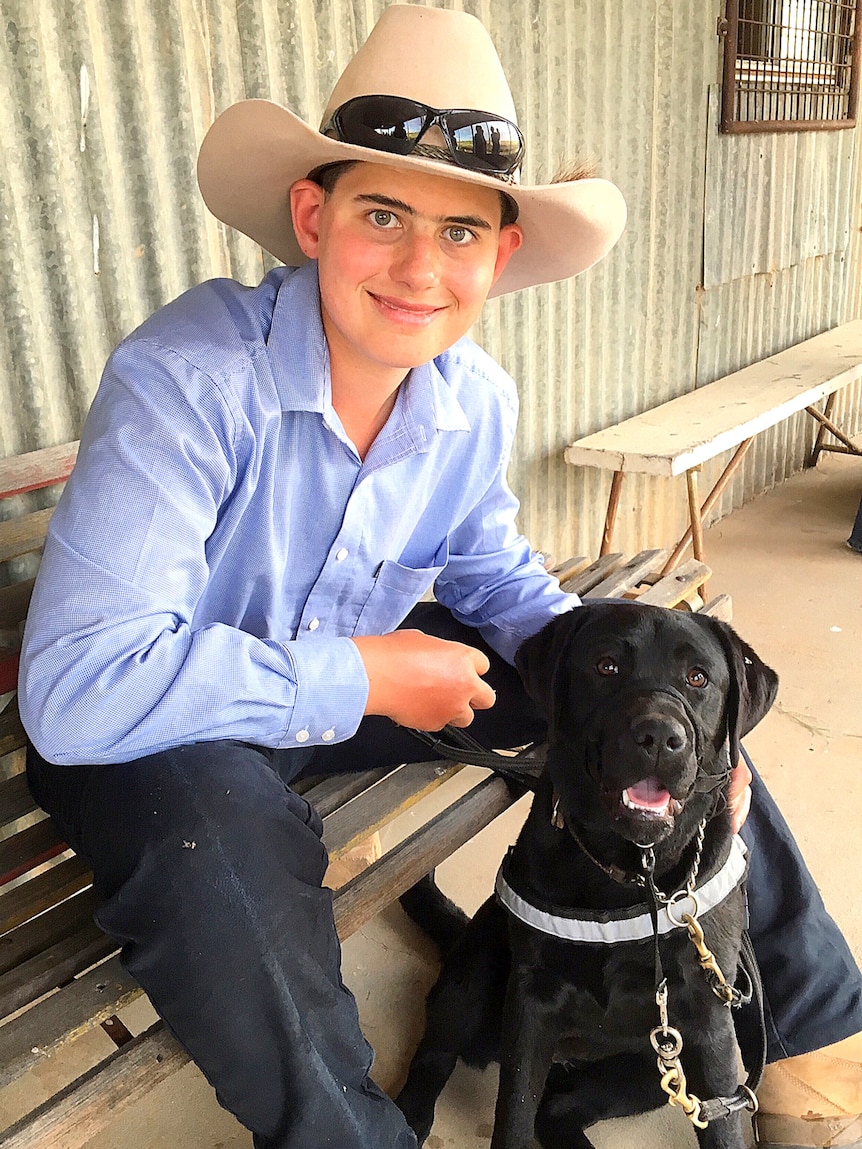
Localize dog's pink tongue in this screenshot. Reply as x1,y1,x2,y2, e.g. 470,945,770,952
625,777,670,810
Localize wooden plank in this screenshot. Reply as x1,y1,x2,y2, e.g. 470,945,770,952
700,594,734,622
636,560,713,608
0,953,141,1090
332,774,516,941
0,887,99,978
300,768,389,819
0,816,66,887
0,507,53,564
0,922,115,1019
582,549,668,600
560,554,624,596
564,320,862,477
0,442,79,500
0,652,20,694
0,579,35,630
0,768,35,830
0,855,92,935
549,556,591,584
322,759,464,857
0,1021,188,1149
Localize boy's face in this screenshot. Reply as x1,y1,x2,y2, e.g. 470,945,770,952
290,162,522,387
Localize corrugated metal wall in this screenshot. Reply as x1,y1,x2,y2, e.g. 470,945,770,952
1,0,860,564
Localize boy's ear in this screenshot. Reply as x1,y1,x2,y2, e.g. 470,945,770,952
289,179,327,259
491,223,523,287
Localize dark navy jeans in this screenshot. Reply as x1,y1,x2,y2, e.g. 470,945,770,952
26,604,862,1148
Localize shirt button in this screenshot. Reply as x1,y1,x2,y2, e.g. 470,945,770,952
307,618,320,631
295,729,310,743
335,547,349,561
322,728,335,742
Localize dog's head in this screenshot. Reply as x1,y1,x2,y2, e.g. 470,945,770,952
515,602,778,851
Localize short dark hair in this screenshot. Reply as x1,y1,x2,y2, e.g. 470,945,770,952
307,161,519,228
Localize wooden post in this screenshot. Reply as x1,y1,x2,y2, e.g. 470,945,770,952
600,471,625,556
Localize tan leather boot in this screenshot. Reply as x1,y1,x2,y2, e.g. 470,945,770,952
755,1033,862,1147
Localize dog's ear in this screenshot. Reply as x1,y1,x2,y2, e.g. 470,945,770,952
699,617,779,766
515,609,591,736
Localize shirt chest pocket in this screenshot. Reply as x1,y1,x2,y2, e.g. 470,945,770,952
354,543,449,635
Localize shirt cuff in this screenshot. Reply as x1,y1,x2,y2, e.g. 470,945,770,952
277,636,369,748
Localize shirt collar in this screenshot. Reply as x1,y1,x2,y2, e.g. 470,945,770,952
266,262,471,443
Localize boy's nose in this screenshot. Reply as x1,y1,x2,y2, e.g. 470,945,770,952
392,232,441,289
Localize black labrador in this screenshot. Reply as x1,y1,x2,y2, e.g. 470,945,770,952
396,601,778,1149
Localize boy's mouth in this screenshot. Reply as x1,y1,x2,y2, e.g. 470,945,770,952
369,292,445,323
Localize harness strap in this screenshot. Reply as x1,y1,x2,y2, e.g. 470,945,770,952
494,837,749,945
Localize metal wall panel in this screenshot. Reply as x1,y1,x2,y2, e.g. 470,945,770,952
1,0,860,570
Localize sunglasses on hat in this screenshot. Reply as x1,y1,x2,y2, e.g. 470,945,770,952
321,95,524,181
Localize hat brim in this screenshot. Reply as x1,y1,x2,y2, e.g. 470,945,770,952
197,99,626,297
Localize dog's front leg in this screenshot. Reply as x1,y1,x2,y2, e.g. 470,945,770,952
491,961,565,1149
685,1009,750,1149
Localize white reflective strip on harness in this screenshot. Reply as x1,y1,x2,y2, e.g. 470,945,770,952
495,836,748,945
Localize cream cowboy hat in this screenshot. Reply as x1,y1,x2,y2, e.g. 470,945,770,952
197,4,626,297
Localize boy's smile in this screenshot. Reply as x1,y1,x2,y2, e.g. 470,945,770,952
290,163,522,397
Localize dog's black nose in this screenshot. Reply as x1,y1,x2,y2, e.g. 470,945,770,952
631,715,687,757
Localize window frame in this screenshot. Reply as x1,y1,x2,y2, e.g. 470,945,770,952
720,0,861,133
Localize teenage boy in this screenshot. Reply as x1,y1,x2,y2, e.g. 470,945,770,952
18,7,862,1148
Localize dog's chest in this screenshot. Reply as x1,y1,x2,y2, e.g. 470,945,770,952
516,929,696,1062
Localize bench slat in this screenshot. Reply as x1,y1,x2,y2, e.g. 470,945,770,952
299,768,390,818
0,507,54,564
0,953,141,1091
0,855,92,935
0,816,65,886
322,759,463,856
0,443,79,501
582,549,668,599
0,887,99,977
0,921,115,1020
0,579,35,631
560,554,624,595
0,769,34,828
637,560,713,607
0,1020,187,1149
333,773,516,942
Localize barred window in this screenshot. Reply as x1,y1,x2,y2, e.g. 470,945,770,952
720,0,860,131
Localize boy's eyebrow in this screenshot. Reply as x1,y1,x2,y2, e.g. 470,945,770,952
354,193,494,231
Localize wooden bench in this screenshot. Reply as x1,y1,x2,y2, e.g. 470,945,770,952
0,441,726,1147
565,320,862,590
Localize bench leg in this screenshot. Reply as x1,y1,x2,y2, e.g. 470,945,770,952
661,439,754,579
806,397,862,465
600,470,625,555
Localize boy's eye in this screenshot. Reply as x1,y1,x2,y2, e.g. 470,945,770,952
443,225,475,245
370,210,398,228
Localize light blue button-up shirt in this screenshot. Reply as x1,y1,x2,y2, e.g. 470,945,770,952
19,262,575,765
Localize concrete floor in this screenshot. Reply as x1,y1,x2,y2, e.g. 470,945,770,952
2,450,860,1148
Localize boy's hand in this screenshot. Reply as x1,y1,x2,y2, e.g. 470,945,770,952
351,631,496,731
728,754,753,834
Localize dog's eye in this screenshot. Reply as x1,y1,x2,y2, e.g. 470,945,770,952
686,667,709,688
596,656,619,676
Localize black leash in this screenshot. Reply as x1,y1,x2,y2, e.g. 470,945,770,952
406,725,544,791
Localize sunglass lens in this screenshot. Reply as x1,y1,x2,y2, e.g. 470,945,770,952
446,113,522,173
337,95,427,155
